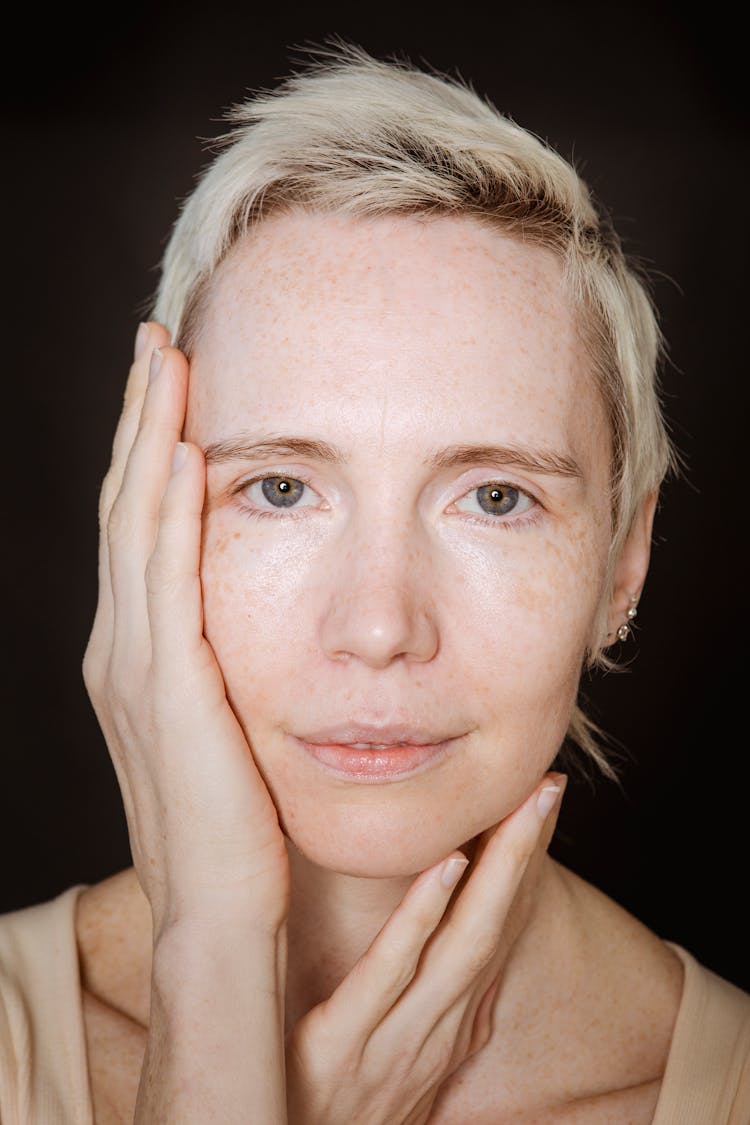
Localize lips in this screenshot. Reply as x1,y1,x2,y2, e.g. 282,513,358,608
290,722,468,781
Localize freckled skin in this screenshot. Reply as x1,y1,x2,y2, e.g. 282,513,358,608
185,210,613,878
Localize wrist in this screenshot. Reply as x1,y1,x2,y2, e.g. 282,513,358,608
151,915,288,1005
138,916,288,1124
151,891,289,947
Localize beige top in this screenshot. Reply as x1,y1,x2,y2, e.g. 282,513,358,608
0,884,749,1124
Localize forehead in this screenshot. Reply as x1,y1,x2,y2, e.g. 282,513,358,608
188,210,607,469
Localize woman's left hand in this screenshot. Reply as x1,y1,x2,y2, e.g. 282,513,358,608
285,770,566,1124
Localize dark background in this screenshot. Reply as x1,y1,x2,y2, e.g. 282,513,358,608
4,4,748,990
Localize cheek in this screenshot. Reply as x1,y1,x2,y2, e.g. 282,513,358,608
452,523,608,772
450,523,604,672
199,515,327,720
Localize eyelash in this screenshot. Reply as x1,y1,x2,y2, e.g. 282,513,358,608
232,474,541,531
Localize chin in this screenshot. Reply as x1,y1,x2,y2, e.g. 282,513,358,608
278,796,484,879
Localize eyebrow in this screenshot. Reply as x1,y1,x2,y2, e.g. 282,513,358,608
202,433,583,479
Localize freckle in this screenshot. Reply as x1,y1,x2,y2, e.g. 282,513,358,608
233,531,241,539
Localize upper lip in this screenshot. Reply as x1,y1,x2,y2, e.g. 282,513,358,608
296,722,461,746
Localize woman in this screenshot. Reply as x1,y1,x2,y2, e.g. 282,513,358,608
1,43,748,1124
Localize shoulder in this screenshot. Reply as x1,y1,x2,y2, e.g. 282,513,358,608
557,863,750,1123
654,941,750,1123
0,884,87,1016
555,862,686,1061
0,885,92,1123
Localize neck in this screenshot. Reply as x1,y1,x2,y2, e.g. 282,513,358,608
77,844,578,1055
282,835,573,1035
284,837,426,1027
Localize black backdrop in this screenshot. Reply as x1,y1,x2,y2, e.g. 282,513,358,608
4,3,748,992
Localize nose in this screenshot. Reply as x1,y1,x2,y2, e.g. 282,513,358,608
318,517,440,669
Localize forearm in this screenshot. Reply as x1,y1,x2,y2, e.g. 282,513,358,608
134,921,288,1123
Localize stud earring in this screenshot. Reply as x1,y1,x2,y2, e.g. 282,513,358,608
615,594,639,642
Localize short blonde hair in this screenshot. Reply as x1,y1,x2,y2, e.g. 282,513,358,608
152,43,677,780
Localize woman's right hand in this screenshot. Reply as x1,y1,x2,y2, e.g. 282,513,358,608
83,323,290,1120
82,321,290,940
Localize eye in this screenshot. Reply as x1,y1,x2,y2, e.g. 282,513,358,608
238,474,320,514
454,482,535,522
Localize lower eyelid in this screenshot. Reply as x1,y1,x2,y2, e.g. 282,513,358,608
460,506,542,532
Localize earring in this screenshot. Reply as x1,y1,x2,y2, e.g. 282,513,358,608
615,594,639,642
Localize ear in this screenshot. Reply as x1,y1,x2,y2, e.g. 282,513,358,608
604,489,659,645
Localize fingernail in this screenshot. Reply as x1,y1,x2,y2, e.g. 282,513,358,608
171,442,188,475
536,783,563,820
134,322,149,362
149,347,164,384
440,856,469,889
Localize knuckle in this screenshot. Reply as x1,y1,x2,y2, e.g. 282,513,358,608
107,498,137,546
464,934,496,976
81,645,102,697
507,833,536,870
410,896,443,935
381,946,419,995
82,651,137,741
290,1009,356,1079
83,630,119,703
144,551,182,599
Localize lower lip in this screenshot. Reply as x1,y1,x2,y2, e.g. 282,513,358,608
293,737,461,781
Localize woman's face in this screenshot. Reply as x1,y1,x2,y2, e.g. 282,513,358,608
186,210,613,876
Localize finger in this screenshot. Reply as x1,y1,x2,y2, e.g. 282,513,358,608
108,344,189,651
145,440,208,673
463,769,565,898
404,778,565,1065
377,773,567,1039
100,323,172,551
90,322,171,648
307,850,471,1046
146,440,249,749
109,324,172,491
